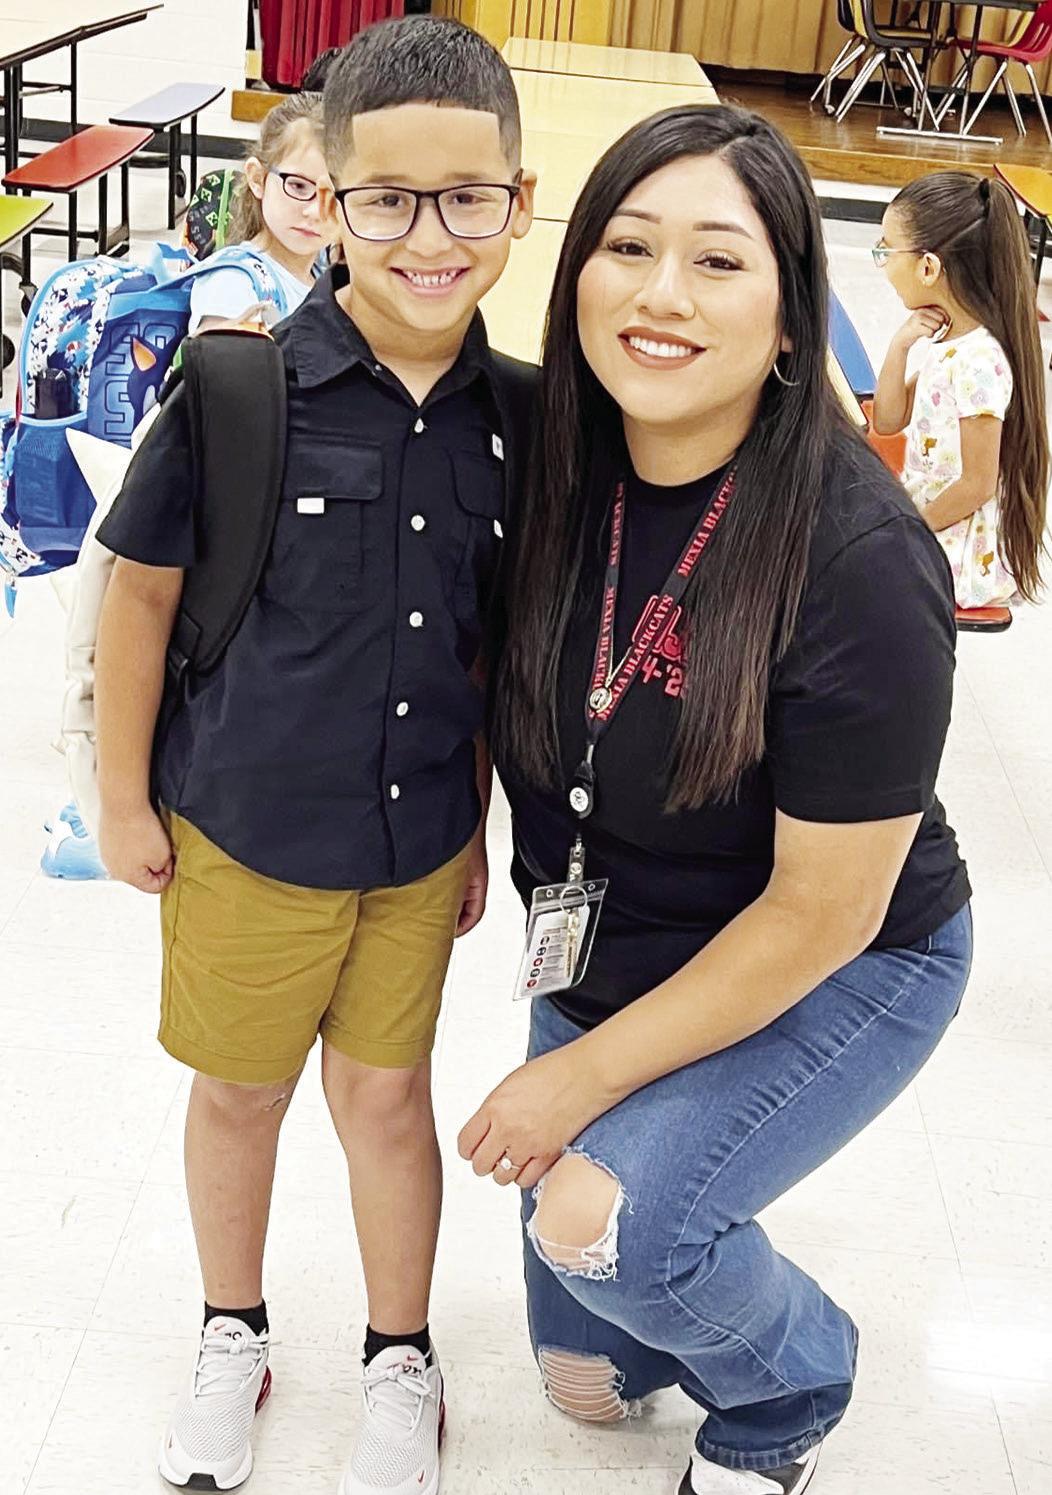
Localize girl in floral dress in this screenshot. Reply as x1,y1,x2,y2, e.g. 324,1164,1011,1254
873,171,1047,609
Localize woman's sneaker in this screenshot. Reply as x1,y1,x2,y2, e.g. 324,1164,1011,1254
679,1443,821,1494
159,1317,271,1490
339,1346,444,1495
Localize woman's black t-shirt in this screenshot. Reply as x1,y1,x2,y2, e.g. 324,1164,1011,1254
501,444,972,1031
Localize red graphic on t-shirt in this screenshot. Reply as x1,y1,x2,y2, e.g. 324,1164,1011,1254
633,596,686,699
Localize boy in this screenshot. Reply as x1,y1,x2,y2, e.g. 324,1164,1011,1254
94,17,535,1494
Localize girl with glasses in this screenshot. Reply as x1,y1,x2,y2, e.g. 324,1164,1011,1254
873,172,1048,610
189,93,335,335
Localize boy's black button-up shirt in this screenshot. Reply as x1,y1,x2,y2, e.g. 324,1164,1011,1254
98,269,518,890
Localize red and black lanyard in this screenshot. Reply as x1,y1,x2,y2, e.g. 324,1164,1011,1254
568,467,737,821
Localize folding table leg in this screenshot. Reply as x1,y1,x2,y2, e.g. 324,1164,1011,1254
98,173,109,254
108,163,133,256
70,42,78,134
4,64,22,182
168,126,178,230
190,114,199,200
68,189,78,260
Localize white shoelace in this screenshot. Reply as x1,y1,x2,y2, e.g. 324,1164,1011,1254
194,1330,268,1398
363,1362,431,1435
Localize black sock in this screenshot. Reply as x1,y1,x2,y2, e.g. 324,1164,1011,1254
205,1300,269,1338
364,1323,432,1366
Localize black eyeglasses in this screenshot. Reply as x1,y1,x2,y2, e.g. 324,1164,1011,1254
269,170,318,203
333,174,523,242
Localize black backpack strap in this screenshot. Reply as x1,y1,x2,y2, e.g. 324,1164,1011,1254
166,330,287,685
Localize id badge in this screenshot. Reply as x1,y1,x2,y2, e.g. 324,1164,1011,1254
513,877,607,1001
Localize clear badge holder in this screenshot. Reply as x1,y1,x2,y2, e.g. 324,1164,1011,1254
512,875,607,1001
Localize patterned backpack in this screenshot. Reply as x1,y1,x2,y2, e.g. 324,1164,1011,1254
181,168,243,261
0,241,283,608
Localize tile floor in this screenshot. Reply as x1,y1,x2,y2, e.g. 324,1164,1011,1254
1,155,1051,1495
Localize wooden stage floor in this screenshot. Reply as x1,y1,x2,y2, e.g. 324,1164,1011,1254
712,73,1052,189
233,67,1049,196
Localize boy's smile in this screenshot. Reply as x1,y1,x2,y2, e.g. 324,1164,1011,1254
321,103,535,358
394,266,472,298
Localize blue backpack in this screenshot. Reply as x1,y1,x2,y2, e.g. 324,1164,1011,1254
0,242,285,606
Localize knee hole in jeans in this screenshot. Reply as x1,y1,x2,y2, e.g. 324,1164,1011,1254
530,1154,624,1282
537,1348,640,1423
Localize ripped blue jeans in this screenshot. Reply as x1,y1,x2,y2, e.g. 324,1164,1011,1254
522,904,972,1473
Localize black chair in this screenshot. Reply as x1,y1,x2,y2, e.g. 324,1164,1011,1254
812,0,868,110
834,1,939,125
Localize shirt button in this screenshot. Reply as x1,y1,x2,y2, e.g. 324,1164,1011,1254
409,611,424,628
411,514,426,532
396,701,409,717
413,418,425,434
390,784,401,801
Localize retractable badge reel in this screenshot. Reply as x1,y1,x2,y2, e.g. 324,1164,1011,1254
512,754,608,1003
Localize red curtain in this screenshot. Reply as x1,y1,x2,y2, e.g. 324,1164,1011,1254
260,0,406,89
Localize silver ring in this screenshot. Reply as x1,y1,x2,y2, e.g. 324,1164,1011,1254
499,1155,515,1172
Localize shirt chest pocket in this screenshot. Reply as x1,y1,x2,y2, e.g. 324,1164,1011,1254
449,448,505,620
264,439,383,613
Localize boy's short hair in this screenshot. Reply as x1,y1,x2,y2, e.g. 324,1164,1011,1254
323,16,521,172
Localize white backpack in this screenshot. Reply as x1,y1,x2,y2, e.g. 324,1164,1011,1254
59,427,142,837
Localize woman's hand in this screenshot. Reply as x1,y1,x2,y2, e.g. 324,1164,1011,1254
893,306,949,351
458,1043,607,1191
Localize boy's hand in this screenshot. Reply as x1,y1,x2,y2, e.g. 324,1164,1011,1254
99,807,175,894
894,307,949,352
456,828,489,937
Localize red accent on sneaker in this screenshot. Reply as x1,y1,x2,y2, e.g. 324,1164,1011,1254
255,1366,273,1412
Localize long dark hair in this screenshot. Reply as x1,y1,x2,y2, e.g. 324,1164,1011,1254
893,171,1048,601
493,105,864,811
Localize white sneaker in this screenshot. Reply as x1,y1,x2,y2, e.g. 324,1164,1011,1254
159,1317,272,1490
679,1443,821,1494
339,1346,444,1495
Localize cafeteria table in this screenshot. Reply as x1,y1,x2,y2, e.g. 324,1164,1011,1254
503,35,711,88
511,69,718,144
513,66,717,223
1,2,163,180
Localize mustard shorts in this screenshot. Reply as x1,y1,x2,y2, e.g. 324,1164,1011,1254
159,813,470,1084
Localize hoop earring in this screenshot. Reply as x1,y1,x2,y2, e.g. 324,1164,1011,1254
771,356,798,388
